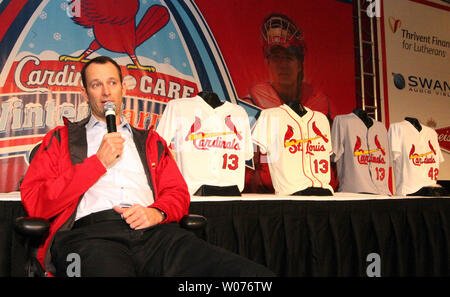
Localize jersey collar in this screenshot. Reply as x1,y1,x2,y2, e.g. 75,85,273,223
280,104,313,123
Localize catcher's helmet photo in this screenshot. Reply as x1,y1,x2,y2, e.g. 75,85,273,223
262,13,305,60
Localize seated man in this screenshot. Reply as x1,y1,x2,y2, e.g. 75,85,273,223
20,56,274,277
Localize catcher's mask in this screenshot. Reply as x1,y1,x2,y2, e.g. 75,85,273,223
262,14,305,61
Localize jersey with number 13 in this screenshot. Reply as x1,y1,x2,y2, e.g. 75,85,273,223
252,105,333,195
156,96,253,195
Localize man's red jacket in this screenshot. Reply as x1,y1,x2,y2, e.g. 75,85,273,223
19,116,190,275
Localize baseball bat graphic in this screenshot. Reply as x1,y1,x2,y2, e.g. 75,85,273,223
353,136,383,156
188,131,236,140
408,143,435,159
354,148,384,156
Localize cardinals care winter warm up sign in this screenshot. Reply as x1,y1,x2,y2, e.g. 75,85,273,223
0,0,355,193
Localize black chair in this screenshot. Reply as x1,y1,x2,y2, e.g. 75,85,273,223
14,143,207,277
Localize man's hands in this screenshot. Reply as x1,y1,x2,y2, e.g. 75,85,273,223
113,205,165,229
97,133,165,229
96,132,125,168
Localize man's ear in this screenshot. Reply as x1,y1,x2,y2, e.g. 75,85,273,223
122,80,127,97
81,86,89,101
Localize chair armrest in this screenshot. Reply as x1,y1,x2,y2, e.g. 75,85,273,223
179,214,207,230
14,217,50,239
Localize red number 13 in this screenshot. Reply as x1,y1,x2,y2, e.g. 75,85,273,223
314,159,329,174
222,154,239,170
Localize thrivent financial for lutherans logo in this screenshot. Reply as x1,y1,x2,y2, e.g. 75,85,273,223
389,17,450,58
388,17,402,34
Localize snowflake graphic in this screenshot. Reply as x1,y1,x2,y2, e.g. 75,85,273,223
164,57,171,64
169,32,176,40
53,32,62,40
60,2,68,11
40,11,47,20
87,29,94,38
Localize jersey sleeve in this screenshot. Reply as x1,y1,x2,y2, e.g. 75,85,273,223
156,101,177,144
388,124,402,161
331,116,343,162
251,110,270,154
435,132,445,163
326,120,333,156
242,111,254,161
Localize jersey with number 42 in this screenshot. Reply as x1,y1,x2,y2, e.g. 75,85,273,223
252,105,333,195
156,96,253,195
388,121,444,195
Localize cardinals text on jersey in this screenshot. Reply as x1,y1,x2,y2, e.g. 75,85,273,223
156,95,253,195
252,105,333,195
388,120,444,195
331,112,392,195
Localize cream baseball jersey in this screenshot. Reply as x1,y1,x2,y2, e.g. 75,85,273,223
252,105,333,195
331,112,392,195
388,120,444,195
156,95,253,195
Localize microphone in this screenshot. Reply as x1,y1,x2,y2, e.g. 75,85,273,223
103,101,117,133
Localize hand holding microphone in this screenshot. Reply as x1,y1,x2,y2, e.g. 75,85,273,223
96,102,124,168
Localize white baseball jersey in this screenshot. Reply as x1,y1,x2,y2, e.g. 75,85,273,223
156,95,253,195
388,120,444,195
331,112,392,195
252,105,333,195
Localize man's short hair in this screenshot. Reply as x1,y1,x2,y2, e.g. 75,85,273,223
81,56,123,88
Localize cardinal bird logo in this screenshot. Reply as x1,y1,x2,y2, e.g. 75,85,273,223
374,135,386,156
354,136,362,154
284,125,294,147
60,1,170,72
428,140,437,155
409,144,416,159
353,135,385,156
311,122,328,143
185,116,202,141
409,141,436,160
224,115,243,140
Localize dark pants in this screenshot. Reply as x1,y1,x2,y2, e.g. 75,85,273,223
51,212,274,277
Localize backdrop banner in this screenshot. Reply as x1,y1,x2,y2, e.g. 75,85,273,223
379,0,450,178
0,0,355,193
